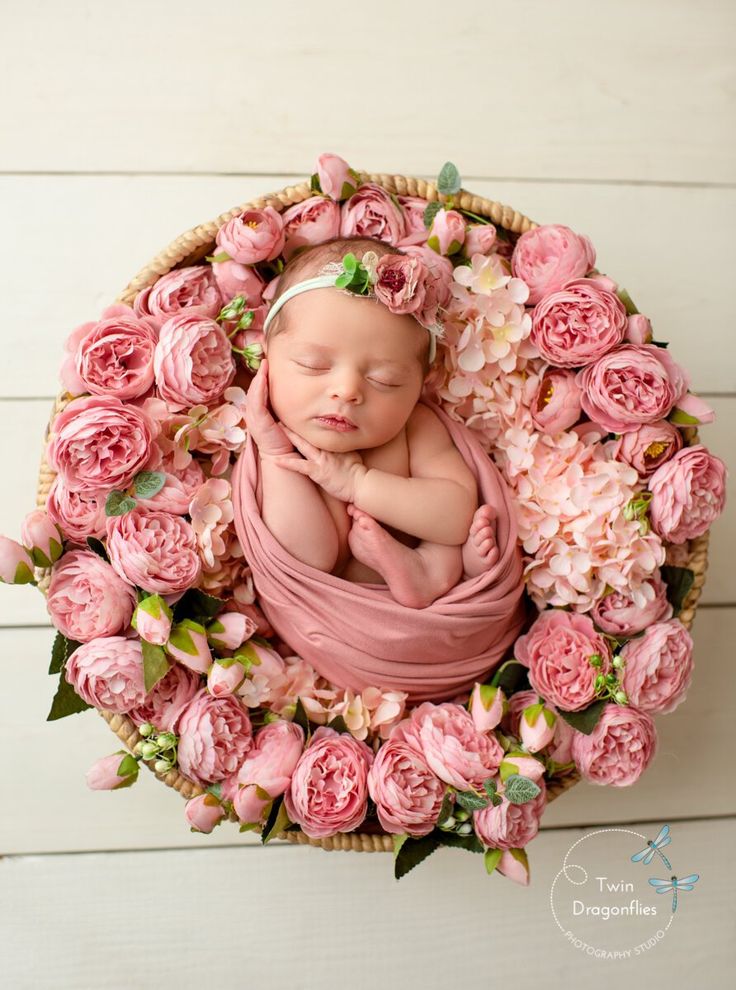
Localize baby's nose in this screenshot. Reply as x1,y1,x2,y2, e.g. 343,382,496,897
330,370,363,402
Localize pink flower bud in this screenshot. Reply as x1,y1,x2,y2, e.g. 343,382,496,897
207,658,247,697
233,782,271,825
499,751,546,783
206,611,255,651
519,703,556,752
470,683,505,732
316,152,357,202
20,509,64,568
166,619,212,673
0,535,36,584
625,313,652,345
85,751,139,790
184,792,226,833
462,224,497,258
531,367,583,433
496,848,530,886
132,594,173,646
427,208,466,256
672,392,716,426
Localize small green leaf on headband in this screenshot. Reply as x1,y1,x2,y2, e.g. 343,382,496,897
334,272,352,289
342,253,358,274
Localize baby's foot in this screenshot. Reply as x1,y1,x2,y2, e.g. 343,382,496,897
347,505,437,609
462,504,500,579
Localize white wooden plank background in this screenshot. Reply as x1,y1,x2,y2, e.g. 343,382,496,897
0,0,734,985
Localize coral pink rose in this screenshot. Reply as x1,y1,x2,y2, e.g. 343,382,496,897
531,367,583,433
153,314,235,412
216,206,285,265
395,195,431,248
284,726,373,838
462,224,497,258
390,701,504,790
373,253,427,317
68,314,159,400
105,508,202,595
177,688,253,786
46,395,157,494
576,344,689,434
531,277,627,368
514,609,612,712
648,445,728,543
592,572,673,637
571,704,657,786
367,739,446,837
184,793,226,833
134,266,222,329
473,778,547,850
611,420,684,478
47,549,137,643
237,719,305,797
427,208,466,256
316,152,358,202
512,224,596,306
340,182,407,245
65,635,147,713
46,478,108,542
620,618,694,714
281,196,341,262
211,258,266,306
127,662,201,732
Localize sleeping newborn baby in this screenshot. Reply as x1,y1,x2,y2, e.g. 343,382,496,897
244,235,500,610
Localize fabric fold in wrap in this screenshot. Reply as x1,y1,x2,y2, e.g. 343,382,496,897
231,398,528,703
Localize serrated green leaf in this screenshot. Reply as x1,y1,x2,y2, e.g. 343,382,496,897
392,832,410,858
171,588,226,624
141,639,171,694
423,201,442,229
503,774,541,805
49,630,71,675
85,536,109,562
261,796,290,844
105,490,137,517
660,565,695,615
436,161,461,195
133,470,166,499
456,789,489,812
46,669,93,720
482,777,498,799
558,699,607,735
435,830,484,854
394,834,441,880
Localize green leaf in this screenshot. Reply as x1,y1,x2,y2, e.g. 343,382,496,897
204,251,231,263
292,697,312,741
133,470,166,499
484,847,503,874
437,161,461,195
436,788,455,827
309,172,321,194
48,631,81,675
205,782,223,801
46,669,93,720
503,774,541,805
423,201,442,229
482,777,498,799
117,754,140,779
669,408,700,426
171,588,226,624
394,833,441,880
342,252,357,273
334,272,352,289
261,796,290,844
105,490,137,517
616,287,640,315
239,822,261,832
660,565,695,616
456,789,489,812
392,832,410,858
558,698,607,735
326,714,349,734
522,702,545,727
141,639,171,694
85,536,109,562
650,339,669,349
491,660,530,694
436,830,484,854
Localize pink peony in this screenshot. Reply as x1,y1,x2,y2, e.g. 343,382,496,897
237,719,305,796
373,253,427,318
105,508,202,595
571,704,657,786
511,224,596,306
390,701,504,790
153,314,235,412
648,445,727,543
530,277,627,368
340,182,407,245
395,195,431,248
211,258,266,307
133,266,222,329
592,572,673,638
284,726,373,838
46,549,137,643
427,208,466,256
576,344,689,434
216,206,285,265
46,395,157,494
514,609,612,711
127,661,201,732
281,196,341,261
177,688,253,786
46,478,108,542
71,314,159,400
611,420,684,478
65,635,147,713
316,152,357,202
367,738,446,837
620,619,694,714
473,778,547,850
531,367,583,433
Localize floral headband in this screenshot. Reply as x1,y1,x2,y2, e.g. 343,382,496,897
261,250,446,364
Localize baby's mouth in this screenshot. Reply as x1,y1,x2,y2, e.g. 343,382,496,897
314,415,358,431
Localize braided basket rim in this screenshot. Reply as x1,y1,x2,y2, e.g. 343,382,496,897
34,172,711,854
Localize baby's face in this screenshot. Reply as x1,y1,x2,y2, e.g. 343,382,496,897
264,288,427,452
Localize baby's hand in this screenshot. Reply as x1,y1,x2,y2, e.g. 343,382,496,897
271,428,368,503
245,359,294,458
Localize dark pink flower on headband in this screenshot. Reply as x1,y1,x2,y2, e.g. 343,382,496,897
373,254,427,318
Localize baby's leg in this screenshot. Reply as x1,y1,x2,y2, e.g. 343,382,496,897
347,506,463,609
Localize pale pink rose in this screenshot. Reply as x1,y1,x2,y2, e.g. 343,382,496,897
20,509,63,567
184,793,227,833
47,549,136,643
105,508,202,595
71,315,159,400
648,445,728,543
339,182,407,245
65,635,147,713
395,195,431,247
367,739,446,837
530,367,583,433
177,688,253,786
511,224,596,306
281,196,341,261
189,478,234,569
153,314,235,412
0,536,35,584
571,704,657,786
237,719,305,797
284,726,373,838
427,208,466,256
216,206,285,265
620,619,694,714
85,752,139,790
626,314,653,345
46,478,108,542
316,152,358,202
611,420,683,478
134,266,222,330
462,224,497,258
373,253,427,317
514,609,612,712
473,778,547,850
469,683,505,733
46,395,157,494
592,572,673,637
391,701,504,790
128,661,200,732
211,259,266,306
531,278,627,368
207,659,246,697
576,344,690,434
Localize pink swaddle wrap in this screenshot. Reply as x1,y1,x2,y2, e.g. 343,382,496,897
231,398,528,702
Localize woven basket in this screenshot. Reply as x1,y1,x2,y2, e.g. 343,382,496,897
34,173,711,853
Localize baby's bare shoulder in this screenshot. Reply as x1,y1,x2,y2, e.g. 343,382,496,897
406,404,477,498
